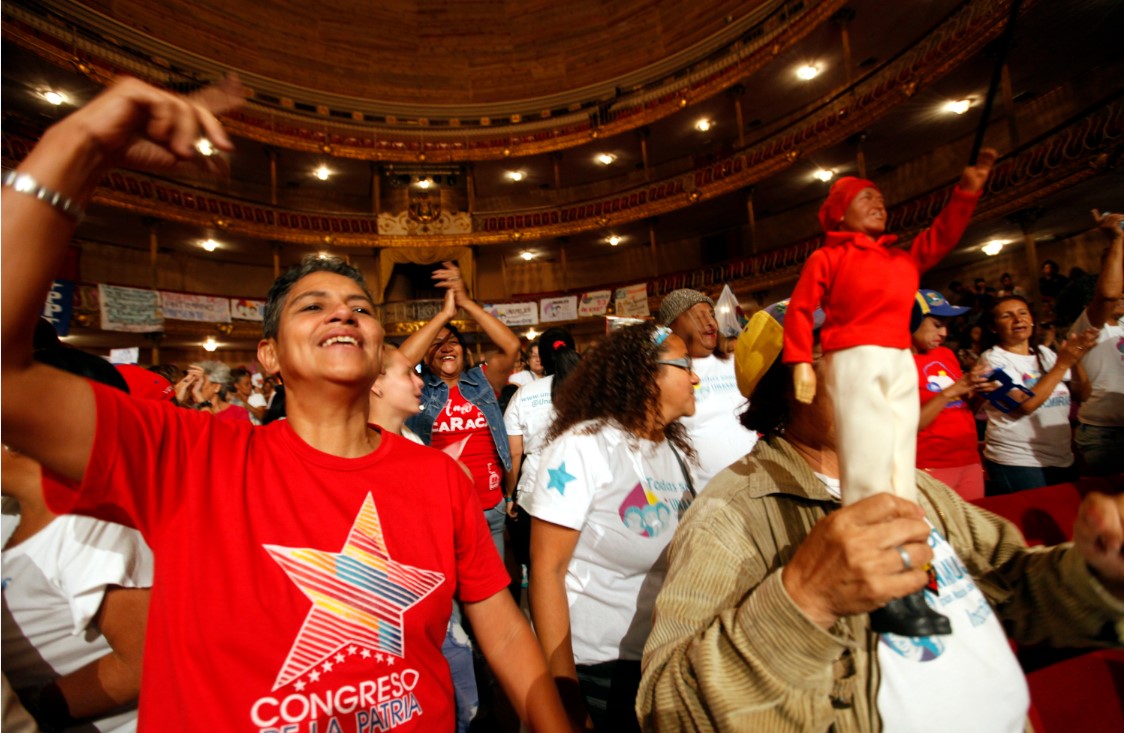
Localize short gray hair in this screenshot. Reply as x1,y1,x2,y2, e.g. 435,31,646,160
198,360,233,386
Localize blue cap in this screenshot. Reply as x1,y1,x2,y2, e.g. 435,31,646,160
911,289,970,332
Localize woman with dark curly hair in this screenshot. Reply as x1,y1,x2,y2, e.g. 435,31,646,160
521,322,698,732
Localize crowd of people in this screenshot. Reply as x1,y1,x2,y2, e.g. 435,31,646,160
2,77,1122,733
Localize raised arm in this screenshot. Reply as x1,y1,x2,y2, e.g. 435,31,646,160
435,261,521,393
1,77,240,479
1084,210,1124,328
399,287,458,368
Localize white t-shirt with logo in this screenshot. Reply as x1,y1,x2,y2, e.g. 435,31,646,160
812,475,1029,733
1070,311,1124,427
503,375,555,496
980,345,1073,467
520,422,693,664
678,354,757,490
2,514,155,733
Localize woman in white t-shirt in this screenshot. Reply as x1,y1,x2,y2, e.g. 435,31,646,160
978,295,1097,493
522,322,699,732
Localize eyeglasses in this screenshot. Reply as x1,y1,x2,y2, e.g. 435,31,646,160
656,356,693,373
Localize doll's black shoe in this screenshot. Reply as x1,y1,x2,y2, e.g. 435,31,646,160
869,590,952,637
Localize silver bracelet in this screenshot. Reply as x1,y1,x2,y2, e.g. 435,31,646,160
2,170,86,222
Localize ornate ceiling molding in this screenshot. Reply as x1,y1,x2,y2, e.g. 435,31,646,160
1,0,1041,248
4,0,848,162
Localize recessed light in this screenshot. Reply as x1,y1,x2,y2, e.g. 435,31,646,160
314,165,332,181
506,171,526,182
520,251,535,261
200,238,220,252
695,119,713,132
813,169,835,182
526,328,540,340
40,90,67,105
195,138,216,157
943,98,972,115
596,153,617,166
608,235,622,246
795,64,820,81
981,240,1006,256
203,336,218,352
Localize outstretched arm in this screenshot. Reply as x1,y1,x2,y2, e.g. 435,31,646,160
1,77,241,479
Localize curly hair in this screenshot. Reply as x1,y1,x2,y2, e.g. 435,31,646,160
548,322,694,461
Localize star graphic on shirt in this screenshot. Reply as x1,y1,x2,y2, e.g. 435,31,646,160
348,646,357,655
295,680,306,692
322,661,334,672
547,462,577,495
375,652,385,663
335,653,345,663
265,493,446,690
361,649,371,659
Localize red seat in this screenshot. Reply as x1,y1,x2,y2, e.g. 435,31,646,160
970,483,1083,547
1025,649,1124,733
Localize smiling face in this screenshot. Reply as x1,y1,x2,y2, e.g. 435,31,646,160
258,271,383,391
671,302,719,358
655,334,700,426
840,187,887,237
425,328,465,381
992,298,1035,348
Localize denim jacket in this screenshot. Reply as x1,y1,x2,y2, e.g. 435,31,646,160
407,364,512,470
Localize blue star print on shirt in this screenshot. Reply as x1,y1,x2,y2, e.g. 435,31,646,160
547,463,577,495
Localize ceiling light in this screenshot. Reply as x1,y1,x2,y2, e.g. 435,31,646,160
596,153,617,166
608,235,622,246
195,138,215,157
943,99,972,115
520,251,535,261
981,240,1006,256
41,90,67,105
506,170,526,182
695,119,713,132
795,64,821,81
526,328,540,340
200,238,220,252
813,169,835,182
203,336,218,352
314,165,331,181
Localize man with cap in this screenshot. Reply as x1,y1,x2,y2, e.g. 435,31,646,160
658,288,757,489
911,290,985,500
637,300,1124,733
783,150,997,637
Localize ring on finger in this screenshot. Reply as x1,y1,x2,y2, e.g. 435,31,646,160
896,545,913,571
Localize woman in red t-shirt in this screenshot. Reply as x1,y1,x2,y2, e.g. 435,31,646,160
401,262,521,562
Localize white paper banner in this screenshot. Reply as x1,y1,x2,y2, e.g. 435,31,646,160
614,283,650,318
540,295,578,323
99,284,164,333
108,347,140,364
483,302,539,326
577,290,611,318
231,298,267,322
160,291,231,323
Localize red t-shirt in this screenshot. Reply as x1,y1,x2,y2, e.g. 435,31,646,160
914,346,981,468
44,381,509,732
427,386,503,508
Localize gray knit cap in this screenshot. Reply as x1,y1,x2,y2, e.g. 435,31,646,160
657,289,715,326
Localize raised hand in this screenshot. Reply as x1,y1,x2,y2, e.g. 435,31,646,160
960,147,998,194
433,260,470,306
65,75,243,175
1074,492,1124,596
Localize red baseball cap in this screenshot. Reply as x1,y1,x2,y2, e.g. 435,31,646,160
115,364,175,402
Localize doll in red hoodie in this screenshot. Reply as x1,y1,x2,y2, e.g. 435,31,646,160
783,149,997,637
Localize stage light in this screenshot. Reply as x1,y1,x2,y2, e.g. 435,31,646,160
608,235,622,246
695,119,713,132
506,171,526,182
520,251,535,261
41,90,67,105
203,337,218,352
